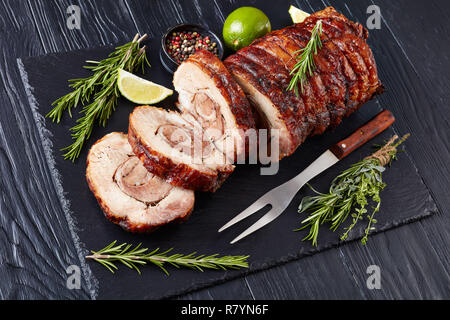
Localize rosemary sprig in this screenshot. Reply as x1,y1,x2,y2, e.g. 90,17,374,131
296,134,410,246
287,20,323,97
86,241,250,275
47,34,150,161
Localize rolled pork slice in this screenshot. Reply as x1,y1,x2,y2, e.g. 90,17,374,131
86,132,195,233
173,50,255,162
128,106,234,192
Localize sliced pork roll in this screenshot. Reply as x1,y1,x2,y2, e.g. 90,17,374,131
224,7,384,159
128,106,234,192
174,50,255,161
86,132,194,233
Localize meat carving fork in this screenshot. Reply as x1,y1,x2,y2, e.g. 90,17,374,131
219,110,395,244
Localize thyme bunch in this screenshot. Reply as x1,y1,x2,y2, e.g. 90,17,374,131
287,20,323,97
296,134,410,246
86,241,250,275
47,34,150,161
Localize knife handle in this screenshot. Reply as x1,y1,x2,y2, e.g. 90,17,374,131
329,110,395,160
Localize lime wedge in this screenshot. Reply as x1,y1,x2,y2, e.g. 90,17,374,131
289,5,310,24
117,69,173,104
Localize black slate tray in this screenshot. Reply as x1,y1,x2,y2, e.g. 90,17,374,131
17,40,437,299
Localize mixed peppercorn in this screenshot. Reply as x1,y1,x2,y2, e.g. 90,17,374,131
166,31,219,63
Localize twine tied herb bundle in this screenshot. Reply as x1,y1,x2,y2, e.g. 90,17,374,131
296,134,410,246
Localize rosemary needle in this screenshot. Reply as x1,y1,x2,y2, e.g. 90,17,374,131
86,241,250,275
287,20,323,97
46,34,150,161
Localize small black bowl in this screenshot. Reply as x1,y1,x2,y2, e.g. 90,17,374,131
160,23,224,74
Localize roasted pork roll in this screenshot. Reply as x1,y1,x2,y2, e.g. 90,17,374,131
129,50,256,192
86,132,195,233
224,7,384,158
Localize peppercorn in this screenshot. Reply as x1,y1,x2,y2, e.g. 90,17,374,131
166,30,219,62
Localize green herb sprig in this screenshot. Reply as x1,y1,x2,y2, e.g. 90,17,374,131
86,241,250,275
47,34,150,161
287,20,323,97
296,134,410,246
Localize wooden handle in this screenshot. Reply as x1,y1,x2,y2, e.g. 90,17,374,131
329,110,395,160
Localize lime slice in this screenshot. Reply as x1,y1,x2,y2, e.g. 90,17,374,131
117,69,173,104
289,5,310,24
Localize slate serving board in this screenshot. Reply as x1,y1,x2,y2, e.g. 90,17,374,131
18,38,436,299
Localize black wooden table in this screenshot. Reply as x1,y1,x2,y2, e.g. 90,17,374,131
0,0,448,300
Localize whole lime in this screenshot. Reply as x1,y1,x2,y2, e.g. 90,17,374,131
223,7,271,51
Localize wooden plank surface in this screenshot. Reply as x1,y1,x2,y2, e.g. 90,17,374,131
0,0,90,299
374,0,450,272
0,0,448,299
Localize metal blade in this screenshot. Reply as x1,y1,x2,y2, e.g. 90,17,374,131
287,150,339,188
225,150,339,243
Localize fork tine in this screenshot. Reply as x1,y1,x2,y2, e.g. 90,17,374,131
218,198,268,232
230,207,283,244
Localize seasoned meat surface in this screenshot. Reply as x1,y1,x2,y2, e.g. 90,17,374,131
174,50,255,162
85,8,385,234
224,7,384,158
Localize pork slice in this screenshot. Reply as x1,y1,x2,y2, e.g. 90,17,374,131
173,50,255,162
128,106,234,192
86,132,195,233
